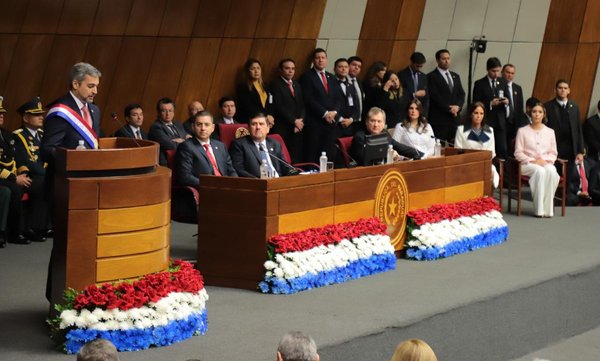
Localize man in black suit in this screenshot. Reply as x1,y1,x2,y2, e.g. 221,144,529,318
213,96,238,140
347,56,365,122
472,57,510,158
427,49,465,143
502,63,524,154
398,52,429,118
333,58,360,138
545,80,584,176
300,48,343,163
583,99,600,161
566,157,597,206
113,103,147,140
148,97,189,166
270,58,305,163
183,100,204,136
175,111,236,187
230,113,290,178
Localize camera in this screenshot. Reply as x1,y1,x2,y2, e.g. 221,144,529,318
472,36,487,53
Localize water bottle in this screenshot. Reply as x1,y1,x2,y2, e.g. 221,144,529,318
260,159,269,179
75,140,86,150
386,144,394,164
434,139,442,157
319,152,328,173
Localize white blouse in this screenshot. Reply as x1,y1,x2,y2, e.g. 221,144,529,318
392,123,436,158
454,125,496,158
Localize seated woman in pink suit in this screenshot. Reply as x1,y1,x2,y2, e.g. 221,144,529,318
514,102,560,217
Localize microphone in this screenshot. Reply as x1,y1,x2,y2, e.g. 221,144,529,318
263,148,301,176
334,143,358,168
111,112,142,147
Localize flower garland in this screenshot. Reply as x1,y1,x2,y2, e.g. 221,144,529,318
48,260,209,354
259,218,396,294
404,197,509,261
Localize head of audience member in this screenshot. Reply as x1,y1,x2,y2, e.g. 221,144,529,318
402,99,427,129
409,52,426,73
502,63,516,83
554,79,570,101
348,56,363,79
525,97,540,114
367,61,387,87
435,49,451,71
334,58,349,80
219,96,236,119
244,58,264,86
76,338,119,361
156,97,175,124
528,102,547,125
390,338,437,361
279,58,296,81
192,110,215,143
277,331,319,361
486,57,502,80
249,113,270,143
188,100,204,119
17,96,45,130
366,107,387,135
382,71,401,92
466,101,489,131
69,62,101,104
0,96,5,126
124,103,143,129
311,48,328,71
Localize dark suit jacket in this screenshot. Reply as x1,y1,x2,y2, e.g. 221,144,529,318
148,119,187,166
12,127,45,176
0,128,19,182
41,93,101,163
175,138,236,187
566,158,596,206
398,66,429,118
472,76,510,130
348,76,366,120
350,130,422,166
544,99,584,159
235,82,273,124
229,136,288,178
270,76,305,135
300,68,343,124
335,77,361,123
583,114,600,161
507,82,524,128
113,125,148,140
427,69,465,125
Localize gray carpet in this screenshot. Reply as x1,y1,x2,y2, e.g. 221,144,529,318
1,202,600,361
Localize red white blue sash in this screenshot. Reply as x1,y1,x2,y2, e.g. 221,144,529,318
47,103,98,149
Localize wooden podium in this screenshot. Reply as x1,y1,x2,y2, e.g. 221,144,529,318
197,148,492,289
49,138,171,307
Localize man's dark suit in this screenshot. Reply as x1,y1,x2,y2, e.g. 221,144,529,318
235,83,273,124
350,130,422,166
334,77,361,137
398,66,429,118
427,69,465,142
348,76,365,121
472,76,510,158
583,113,600,161
544,99,584,162
566,158,597,206
300,68,343,162
0,127,24,239
270,76,305,163
506,81,524,138
175,138,236,187
148,119,186,166
229,136,288,178
113,125,148,140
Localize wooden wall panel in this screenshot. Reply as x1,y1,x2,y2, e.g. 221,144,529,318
570,43,600,117
21,0,64,34
389,40,417,72
360,0,403,40
125,0,167,36
0,35,19,96
0,0,29,33
255,0,294,38
580,0,600,42
543,0,586,43
287,0,326,39
142,38,190,124
283,39,318,76
159,0,200,37
224,0,262,38
177,38,222,114
57,0,99,35
533,43,578,103
250,39,287,83
91,0,133,35
192,0,231,37
83,37,124,116
395,0,426,40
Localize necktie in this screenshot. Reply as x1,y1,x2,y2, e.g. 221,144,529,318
508,83,514,117
81,103,92,127
168,124,179,137
413,71,419,91
288,80,295,97
203,143,222,176
445,72,453,92
579,163,588,193
35,131,41,142
320,71,329,94
136,129,142,139
259,143,275,175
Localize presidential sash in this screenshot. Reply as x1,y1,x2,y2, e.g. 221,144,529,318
46,103,98,149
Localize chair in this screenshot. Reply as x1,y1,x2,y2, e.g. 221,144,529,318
507,158,567,216
493,158,505,208
336,136,355,168
165,149,200,223
218,123,249,149
267,133,319,172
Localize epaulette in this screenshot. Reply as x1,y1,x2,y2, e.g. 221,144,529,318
12,128,23,134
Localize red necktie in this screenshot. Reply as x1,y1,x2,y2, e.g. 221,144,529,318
579,163,588,193
320,71,328,94
288,80,295,97
203,144,222,176
81,104,92,127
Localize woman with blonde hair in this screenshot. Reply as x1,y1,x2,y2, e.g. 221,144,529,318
390,338,437,361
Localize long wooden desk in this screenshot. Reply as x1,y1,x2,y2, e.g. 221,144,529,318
197,148,492,289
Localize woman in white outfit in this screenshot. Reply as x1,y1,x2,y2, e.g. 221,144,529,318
454,102,500,188
514,102,559,217
392,99,435,158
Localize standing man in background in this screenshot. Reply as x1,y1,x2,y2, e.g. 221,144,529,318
148,97,189,166
113,103,147,140
502,63,524,153
347,56,365,122
398,52,429,118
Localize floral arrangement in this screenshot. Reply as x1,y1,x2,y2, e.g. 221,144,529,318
259,218,396,294
405,197,508,261
48,260,208,354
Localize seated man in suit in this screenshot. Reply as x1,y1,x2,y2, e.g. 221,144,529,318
183,100,204,136
350,106,422,166
213,96,238,140
113,103,147,139
230,113,292,178
175,110,236,187
566,157,598,206
148,97,189,166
